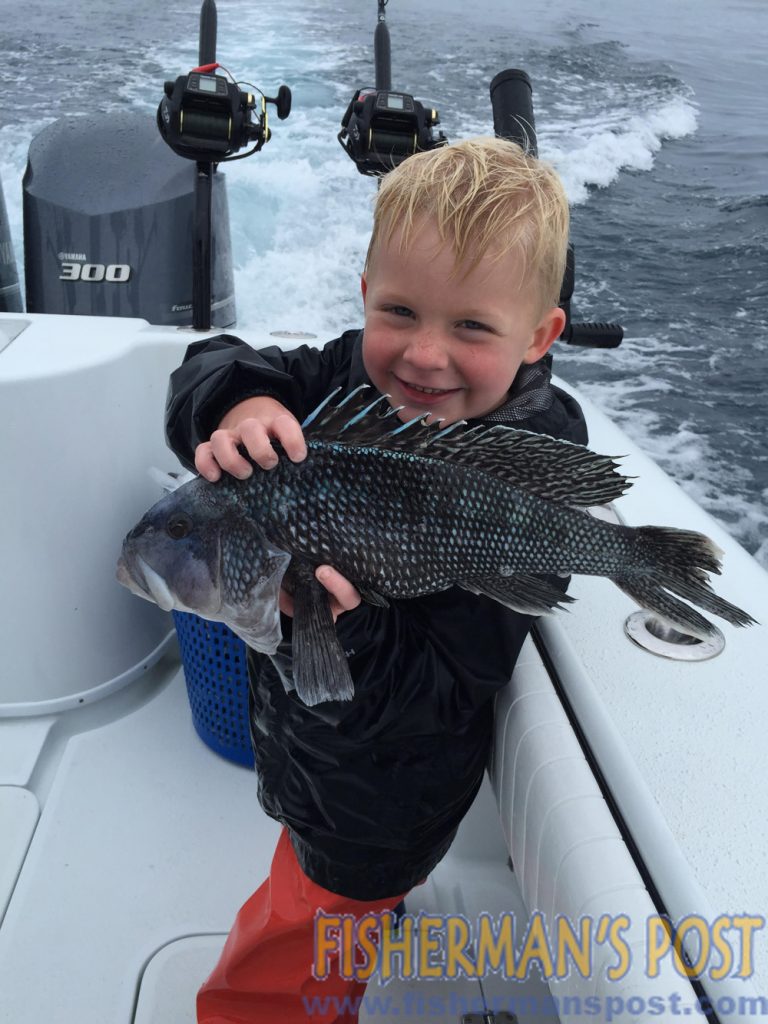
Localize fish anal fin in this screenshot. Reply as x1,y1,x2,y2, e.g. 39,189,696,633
458,573,575,616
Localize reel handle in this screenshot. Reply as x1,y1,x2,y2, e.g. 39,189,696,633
266,85,292,121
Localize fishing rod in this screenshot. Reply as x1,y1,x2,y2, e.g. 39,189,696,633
374,0,391,91
157,0,292,330
338,0,447,176
340,3,621,348
192,0,216,334
490,69,623,349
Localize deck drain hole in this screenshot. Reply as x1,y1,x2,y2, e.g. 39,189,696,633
624,611,725,661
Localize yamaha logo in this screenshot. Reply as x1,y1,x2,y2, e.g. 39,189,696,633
58,260,132,283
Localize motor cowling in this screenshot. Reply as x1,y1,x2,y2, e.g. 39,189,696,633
0,170,22,313
23,112,235,327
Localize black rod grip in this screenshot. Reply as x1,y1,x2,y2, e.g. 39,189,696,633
565,322,625,348
374,20,392,91
489,69,537,156
199,0,217,66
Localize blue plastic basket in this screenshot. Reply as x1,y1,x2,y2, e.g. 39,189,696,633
172,611,253,767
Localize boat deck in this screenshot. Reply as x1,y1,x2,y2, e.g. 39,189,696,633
0,646,558,1024
2,312,768,1022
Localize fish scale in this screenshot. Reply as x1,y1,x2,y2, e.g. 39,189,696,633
235,441,637,596
117,386,755,706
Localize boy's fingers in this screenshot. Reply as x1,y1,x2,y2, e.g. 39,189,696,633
202,407,304,481
316,565,361,619
272,412,307,463
280,571,358,623
237,420,282,470
194,442,222,482
208,428,255,478
278,589,295,618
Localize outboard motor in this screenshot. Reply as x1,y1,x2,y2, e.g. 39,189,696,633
22,112,235,327
0,170,22,312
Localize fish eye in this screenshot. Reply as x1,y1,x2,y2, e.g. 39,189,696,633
166,513,193,540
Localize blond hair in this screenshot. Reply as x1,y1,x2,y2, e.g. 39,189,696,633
365,136,569,313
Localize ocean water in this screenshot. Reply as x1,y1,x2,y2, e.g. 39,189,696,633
1,0,766,563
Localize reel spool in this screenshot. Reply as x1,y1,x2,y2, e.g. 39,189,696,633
339,87,446,176
158,63,291,164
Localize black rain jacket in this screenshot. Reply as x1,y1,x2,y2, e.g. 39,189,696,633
165,329,588,899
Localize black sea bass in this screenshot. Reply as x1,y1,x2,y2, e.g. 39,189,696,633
117,387,754,705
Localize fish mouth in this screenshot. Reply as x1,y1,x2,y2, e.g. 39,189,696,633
116,553,176,612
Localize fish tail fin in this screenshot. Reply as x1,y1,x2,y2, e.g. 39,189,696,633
613,526,756,638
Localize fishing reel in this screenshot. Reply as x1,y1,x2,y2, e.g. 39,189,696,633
339,88,447,176
158,63,291,163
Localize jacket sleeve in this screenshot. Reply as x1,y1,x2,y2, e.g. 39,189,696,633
165,330,360,471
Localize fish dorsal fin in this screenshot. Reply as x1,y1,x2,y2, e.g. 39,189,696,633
427,423,633,505
301,385,632,506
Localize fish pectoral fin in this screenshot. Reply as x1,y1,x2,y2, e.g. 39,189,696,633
224,544,292,655
458,574,575,616
292,572,355,706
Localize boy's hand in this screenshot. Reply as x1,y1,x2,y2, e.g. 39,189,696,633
195,397,361,621
280,566,362,623
195,395,307,482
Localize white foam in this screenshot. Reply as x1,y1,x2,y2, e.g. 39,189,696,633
1,17,762,567
572,373,768,568
223,101,374,336
1,123,51,303
542,94,699,204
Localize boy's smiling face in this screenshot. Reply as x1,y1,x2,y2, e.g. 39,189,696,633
361,219,565,425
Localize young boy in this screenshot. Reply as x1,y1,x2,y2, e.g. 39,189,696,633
165,136,587,1023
